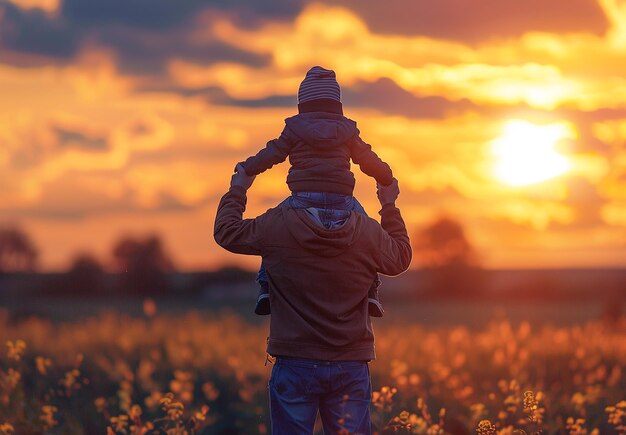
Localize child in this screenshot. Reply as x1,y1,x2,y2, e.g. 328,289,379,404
237,66,393,317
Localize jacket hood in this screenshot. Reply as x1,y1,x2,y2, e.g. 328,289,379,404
282,208,362,257
285,112,357,149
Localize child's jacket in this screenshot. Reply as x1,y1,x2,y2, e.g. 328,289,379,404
239,112,393,195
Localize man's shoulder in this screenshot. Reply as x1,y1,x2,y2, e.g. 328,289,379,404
257,205,284,220
352,213,384,240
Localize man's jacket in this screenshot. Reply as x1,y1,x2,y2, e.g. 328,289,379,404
214,186,412,361
239,112,393,195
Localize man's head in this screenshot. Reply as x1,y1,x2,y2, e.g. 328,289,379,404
297,66,343,114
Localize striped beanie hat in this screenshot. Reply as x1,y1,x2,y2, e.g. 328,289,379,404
297,66,341,104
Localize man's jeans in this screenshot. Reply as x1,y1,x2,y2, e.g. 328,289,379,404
269,357,372,435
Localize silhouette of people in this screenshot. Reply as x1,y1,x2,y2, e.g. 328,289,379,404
214,165,411,434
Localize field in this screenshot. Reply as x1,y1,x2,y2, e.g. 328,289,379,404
0,300,625,435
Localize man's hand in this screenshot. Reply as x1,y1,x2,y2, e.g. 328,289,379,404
376,178,399,206
231,164,256,190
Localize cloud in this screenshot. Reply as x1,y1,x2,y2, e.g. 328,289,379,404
136,84,296,108
602,201,626,226
137,77,477,118
6,0,60,15
0,1,276,73
109,113,175,154
483,198,575,231
0,2,79,59
470,215,626,268
5,1,625,111
199,3,626,111
94,27,271,77
344,78,477,118
323,0,608,43
60,0,304,30
52,126,107,151
3,0,626,269
0,176,131,220
198,7,558,108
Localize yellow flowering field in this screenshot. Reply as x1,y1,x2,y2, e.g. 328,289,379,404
0,306,624,434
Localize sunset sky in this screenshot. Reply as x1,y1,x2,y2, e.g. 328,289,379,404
1,0,626,271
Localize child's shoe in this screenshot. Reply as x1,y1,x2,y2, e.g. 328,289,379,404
254,281,271,315
368,278,384,317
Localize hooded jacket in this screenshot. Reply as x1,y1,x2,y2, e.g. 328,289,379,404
214,186,412,361
239,112,393,195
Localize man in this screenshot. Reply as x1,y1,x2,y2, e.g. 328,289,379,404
214,165,412,434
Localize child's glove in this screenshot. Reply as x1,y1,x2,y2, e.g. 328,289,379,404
231,163,256,190
376,178,399,206
233,162,248,174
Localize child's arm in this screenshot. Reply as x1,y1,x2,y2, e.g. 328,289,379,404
238,126,295,176
348,132,394,186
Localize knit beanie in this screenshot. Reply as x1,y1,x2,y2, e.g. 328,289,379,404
297,66,341,104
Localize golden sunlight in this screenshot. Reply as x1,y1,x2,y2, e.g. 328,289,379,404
491,120,574,186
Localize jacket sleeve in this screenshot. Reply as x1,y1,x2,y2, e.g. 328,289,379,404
375,203,412,276
213,185,265,255
238,125,294,176
348,132,394,186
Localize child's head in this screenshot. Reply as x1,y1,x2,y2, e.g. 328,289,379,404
297,66,343,114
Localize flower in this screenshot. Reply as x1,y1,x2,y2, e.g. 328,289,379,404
5,340,26,362
35,356,52,375
40,405,58,430
477,419,497,435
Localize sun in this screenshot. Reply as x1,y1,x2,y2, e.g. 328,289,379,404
490,120,573,186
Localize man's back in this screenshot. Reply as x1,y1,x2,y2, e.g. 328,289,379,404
214,185,412,361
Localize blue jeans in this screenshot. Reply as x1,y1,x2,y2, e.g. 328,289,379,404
269,357,372,435
257,192,367,284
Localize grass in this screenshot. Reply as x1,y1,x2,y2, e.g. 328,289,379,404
0,299,624,434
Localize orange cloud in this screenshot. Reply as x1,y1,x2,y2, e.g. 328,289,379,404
178,2,626,111
602,201,626,225
3,1,626,270
486,199,575,230
6,0,60,15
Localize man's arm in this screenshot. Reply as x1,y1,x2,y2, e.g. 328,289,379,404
238,126,294,176
348,132,394,186
375,179,412,276
213,166,264,255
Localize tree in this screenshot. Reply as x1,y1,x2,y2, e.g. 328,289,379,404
111,234,175,296
43,253,107,297
413,217,478,268
0,226,38,273
68,254,106,296
413,217,485,298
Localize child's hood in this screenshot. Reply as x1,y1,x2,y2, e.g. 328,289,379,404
281,207,364,257
285,112,357,149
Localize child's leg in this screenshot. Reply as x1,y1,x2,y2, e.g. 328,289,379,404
367,275,384,318
254,264,271,315
254,196,293,316
352,198,384,317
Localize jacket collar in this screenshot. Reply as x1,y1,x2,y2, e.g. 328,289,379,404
298,98,343,115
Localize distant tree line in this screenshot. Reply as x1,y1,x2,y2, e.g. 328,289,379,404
1,216,488,299
0,226,175,297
